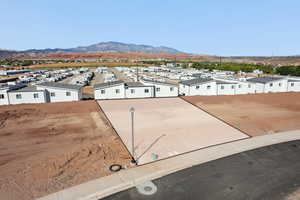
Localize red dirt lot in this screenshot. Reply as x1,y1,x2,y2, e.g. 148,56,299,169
182,93,300,136
0,101,131,200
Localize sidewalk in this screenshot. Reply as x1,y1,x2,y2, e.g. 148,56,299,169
37,130,300,200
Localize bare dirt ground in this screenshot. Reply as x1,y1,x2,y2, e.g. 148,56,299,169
0,101,131,200
182,92,300,136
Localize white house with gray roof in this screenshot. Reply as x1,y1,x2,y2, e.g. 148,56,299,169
287,79,300,92
179,77,258,96
8,86,47,105
179,78,217,96
94,80,125,100
124,82,155,98
216,80,238,95
36,82,83,102
234,81,256,95
140,78,178,97
247,76,288,93
0,84,47,105
0,84,23,105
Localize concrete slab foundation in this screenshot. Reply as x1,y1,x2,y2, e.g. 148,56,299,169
98,98,249,165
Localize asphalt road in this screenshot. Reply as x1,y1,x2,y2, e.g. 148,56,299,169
103,140,300,200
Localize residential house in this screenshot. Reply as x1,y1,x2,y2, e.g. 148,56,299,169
216,80,238,95
94,80,125,100
36,82,82,102
140,79,178,97
8,86,46,105
287,79,300,92
247,76,288,93
124,82,154,98
179,78,217,96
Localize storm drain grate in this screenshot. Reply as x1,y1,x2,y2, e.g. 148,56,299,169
136,180,157,195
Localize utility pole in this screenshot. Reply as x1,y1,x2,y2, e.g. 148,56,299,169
136,67,139,81
130,107,136,163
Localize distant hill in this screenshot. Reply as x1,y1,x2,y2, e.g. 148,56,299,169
21,41,184,54
0,49,18,58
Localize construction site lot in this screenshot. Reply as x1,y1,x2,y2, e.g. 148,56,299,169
0,101,131,200
182,92,300,136
98,98,249,165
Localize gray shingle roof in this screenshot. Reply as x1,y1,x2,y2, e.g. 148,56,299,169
179,78,214,86
247,76,284,84
37,82,82,91
8,86,44,93
288,79,300,82
94,80,124,89
141,78,177,86
191,73,203,77
125,82,149,87
216,80,238,85
0,84,26,91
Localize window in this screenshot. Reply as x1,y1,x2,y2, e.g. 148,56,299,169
144,89,149,93
248,84,251,88
238,85,241,88
221,86,224,90
0,94,4,99
115,89,120,94
196,86,200,89
66,92,71,96
16,94,22,99
50,92,55,97
291,83,295,87
33,93,39,98
269,83,273,87
130,89,135,94
101,90,105,94
207,85,211,90
279,83,282,87
231,85,235,89
170,87,174,91
156,87,160,92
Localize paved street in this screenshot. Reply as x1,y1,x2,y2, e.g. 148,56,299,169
103,140,300,200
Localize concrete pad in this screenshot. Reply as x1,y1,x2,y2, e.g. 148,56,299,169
98,98,249,165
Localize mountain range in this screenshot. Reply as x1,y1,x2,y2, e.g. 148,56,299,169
5,41,184,54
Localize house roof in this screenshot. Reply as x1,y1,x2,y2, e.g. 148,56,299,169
179,78,214,86
288,79,300,82
191,73,203,77
247,76,284,84
37,82,82,91
141,78,177,86
8,86,44,93
94,80,124,89
0,84,26,91
125,82,150,87
216,80,238,85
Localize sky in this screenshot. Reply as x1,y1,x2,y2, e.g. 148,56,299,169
1,0,300,56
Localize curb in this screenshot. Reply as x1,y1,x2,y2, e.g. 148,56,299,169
37,130,300,200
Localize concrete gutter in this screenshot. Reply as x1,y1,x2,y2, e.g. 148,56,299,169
37,130,300,200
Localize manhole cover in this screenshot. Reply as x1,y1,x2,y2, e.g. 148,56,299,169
144,186,152,192
136,181,157,195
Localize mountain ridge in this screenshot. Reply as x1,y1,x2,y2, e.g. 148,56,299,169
20,41,184,54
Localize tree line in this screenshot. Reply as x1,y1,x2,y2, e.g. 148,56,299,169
191,62,274,74
275,66,300,76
